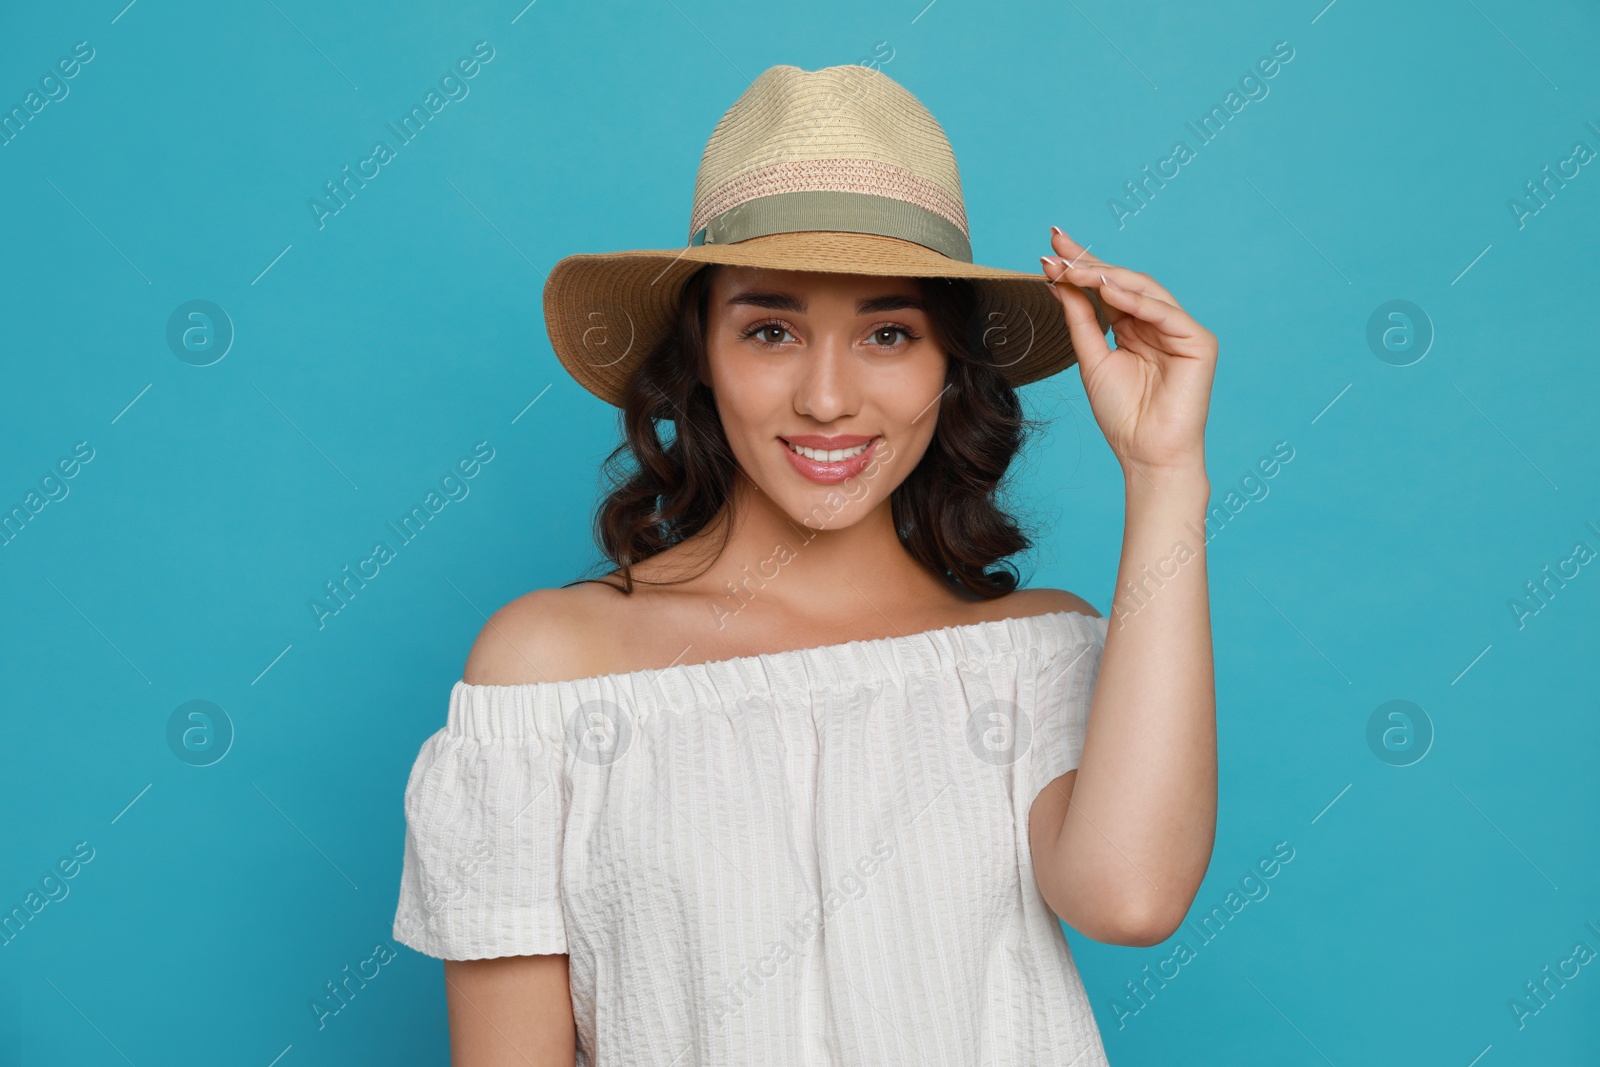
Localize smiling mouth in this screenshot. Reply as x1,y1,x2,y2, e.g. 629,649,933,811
778,436,881,485
783,440,872,462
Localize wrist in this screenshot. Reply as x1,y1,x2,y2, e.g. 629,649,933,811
1122,457,1210,496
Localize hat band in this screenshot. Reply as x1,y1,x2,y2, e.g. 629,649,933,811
688,190,973,263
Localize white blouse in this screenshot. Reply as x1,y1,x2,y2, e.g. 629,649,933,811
393,609,1112,1066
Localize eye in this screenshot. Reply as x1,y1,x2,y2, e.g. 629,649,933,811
867,323,922,349
739,319,796,349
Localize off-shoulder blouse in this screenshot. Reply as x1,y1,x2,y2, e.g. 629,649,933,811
393,609,1112,1065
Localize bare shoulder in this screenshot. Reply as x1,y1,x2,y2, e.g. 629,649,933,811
1001,586,1101,620
462,581,617,685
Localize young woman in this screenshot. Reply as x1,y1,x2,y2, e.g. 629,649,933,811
395,64,1217,1066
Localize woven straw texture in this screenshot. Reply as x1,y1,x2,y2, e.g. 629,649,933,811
689,65,967,238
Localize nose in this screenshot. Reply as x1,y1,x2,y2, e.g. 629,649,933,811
793,332,860,424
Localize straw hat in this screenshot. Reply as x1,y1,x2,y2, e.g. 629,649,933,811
542,62,1110,408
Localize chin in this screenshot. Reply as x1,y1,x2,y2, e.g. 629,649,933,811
779,484,875,531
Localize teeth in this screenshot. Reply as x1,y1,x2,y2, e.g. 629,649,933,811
786,440,871,462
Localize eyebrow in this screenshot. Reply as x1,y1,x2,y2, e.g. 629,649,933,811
725,290,926,315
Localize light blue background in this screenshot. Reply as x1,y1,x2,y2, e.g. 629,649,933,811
2,1,1597,1063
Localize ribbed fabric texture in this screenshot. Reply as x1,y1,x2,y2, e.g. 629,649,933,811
690,157,969,244
394,610,1111,1066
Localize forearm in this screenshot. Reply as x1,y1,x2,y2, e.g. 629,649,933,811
1054,463,1218,940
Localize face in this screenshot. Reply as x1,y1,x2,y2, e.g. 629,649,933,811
702,265,948,530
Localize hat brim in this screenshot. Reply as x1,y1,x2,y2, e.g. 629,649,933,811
542,231,1111,408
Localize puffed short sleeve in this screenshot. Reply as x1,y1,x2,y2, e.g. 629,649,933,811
393,681,570,959
1029,612,1111,790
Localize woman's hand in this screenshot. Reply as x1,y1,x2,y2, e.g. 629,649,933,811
1040,228,1217,488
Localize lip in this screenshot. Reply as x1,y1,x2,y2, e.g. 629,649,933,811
779,434,880,484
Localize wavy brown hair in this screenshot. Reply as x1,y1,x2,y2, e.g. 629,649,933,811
570,263,1048,599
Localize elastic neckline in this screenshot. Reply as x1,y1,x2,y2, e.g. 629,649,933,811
470,609,1103,692
443,610,1109,742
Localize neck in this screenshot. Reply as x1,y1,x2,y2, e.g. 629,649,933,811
686,470,960,622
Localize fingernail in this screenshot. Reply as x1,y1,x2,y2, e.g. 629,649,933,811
1100,273,1112,287
1050,225,1064,237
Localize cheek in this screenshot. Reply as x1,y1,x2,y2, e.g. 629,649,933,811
706,346,783,453
881,354,947,432
706,335,780,404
